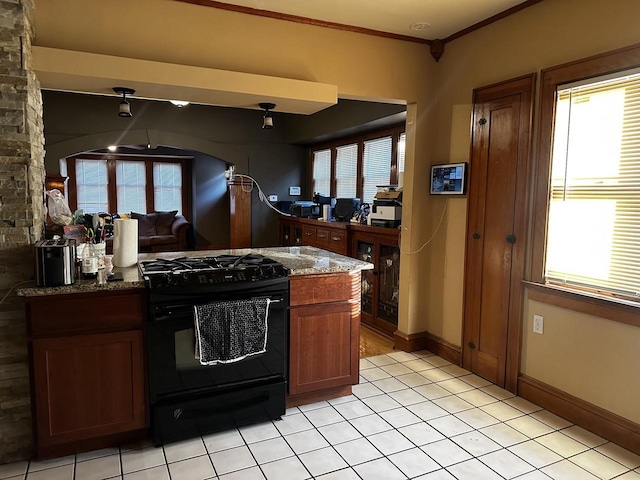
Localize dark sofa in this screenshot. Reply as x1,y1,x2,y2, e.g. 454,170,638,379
106,211,192,253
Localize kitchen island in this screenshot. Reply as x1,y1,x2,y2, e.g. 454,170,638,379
19,246,372,458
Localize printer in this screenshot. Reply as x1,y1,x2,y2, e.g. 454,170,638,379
370,186,402,228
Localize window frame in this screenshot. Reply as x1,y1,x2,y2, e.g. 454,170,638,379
531,42,640,321
64,153,192,218
308,123,405,202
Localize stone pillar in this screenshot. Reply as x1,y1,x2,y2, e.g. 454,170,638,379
0,0,45,463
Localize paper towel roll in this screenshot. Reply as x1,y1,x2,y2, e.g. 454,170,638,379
323,205,331,221
112,219,138,267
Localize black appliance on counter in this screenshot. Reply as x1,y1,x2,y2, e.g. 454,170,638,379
139,254,290,445
334,198,361,221
35,238,76,287
289,201,320,218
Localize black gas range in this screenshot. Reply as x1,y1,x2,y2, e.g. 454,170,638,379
140,253,290,445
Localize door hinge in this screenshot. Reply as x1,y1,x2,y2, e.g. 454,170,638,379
472,233,480,240
506,234,516,244
478,118,487,125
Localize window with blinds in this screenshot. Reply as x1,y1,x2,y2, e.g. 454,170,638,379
312,149,331,196
545,68,640,298
76,159,108,212
154,162,183,214
336,143,357,198
362,136,392,205
398,133,406,173
116,160,146,213
65,154,188,215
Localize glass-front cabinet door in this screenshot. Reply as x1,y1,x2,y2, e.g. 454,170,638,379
377,243,400,328
355,239,375,323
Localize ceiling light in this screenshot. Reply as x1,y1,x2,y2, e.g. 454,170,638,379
259,102,276,129
170,100,190,107
107,145,117,152
113,87,135,117
409,22,430,31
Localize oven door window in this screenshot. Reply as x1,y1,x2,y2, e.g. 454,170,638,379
148,295,287,402
174,327,202,370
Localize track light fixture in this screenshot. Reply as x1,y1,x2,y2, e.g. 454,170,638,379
113,87,135,117
259,102,276,129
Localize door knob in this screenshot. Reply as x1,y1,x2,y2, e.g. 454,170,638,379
468,342,476,349
472,233,480,239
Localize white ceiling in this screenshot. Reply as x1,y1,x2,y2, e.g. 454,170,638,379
209,0,530,40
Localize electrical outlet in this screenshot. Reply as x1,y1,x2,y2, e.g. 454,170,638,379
268,194,278,202
533,314,544,334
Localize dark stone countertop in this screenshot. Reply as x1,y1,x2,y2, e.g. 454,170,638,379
18,246,373,297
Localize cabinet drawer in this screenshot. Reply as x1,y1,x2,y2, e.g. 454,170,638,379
302,226,316,244
315,228,330,246
28,291,145,337
328,230,347,254
290,273,354,306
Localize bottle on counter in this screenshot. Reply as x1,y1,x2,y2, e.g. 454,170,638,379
81,240,98,280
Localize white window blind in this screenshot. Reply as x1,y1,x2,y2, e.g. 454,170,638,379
398,133,406,173
545,69,640,298
76,159,108,212
312,149,331,196
335,143,357,198
362,136,392,205
154,163,182,214
116,160,146,213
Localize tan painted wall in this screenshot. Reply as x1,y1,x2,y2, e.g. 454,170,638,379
33,0,440,338
33,0,431,104
430,0,640,423
33,0,640,424
523,296,640,424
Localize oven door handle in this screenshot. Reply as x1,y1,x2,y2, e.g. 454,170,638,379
173,392,270,420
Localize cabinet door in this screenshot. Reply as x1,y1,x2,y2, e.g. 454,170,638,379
353,237,376,327
281,221,292,246
32,330,146,448
289,302,358,395
377,243,401,328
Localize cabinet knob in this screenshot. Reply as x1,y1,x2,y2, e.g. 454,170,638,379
332,236,340,241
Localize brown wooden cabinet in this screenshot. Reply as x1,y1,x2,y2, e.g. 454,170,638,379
25,289,148,458
287,272,361,405
280,218,348,255
280,217,401,336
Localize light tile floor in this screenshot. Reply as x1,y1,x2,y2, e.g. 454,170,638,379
2,350,640,480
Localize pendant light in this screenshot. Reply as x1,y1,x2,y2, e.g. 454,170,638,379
113,87,135,117
259,102,276,129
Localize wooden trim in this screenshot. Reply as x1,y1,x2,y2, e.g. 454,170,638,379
175,0,542,51
531,43,640,283
176,0,429,45
286,386,352,408
524,281,640,328
518,375,640,456
445,0,545,43
394,330,462,365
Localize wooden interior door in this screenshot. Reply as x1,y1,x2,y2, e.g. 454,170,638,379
463,74,535,392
